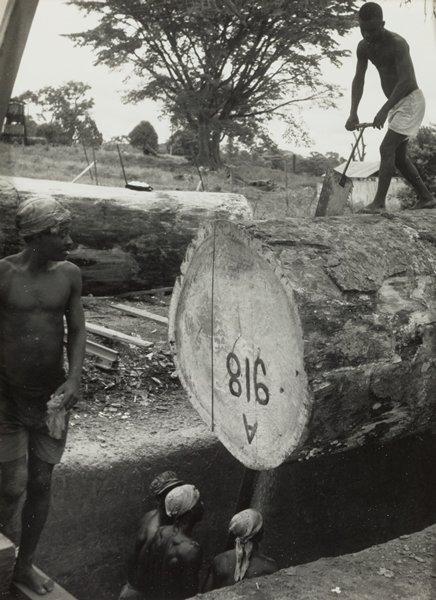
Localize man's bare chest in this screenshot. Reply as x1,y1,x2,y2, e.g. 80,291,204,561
3,272,70,313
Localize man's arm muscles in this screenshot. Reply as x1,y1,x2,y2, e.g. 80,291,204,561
63,265,86,406
346,43,368,129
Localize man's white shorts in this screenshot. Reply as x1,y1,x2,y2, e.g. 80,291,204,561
388,88,425,138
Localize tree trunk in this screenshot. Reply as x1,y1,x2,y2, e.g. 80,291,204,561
0,177,252,295
209,131,222,169
196,120,210,167
169,215,436,470
196,119,221,169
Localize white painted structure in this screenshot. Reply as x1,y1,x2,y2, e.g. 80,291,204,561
333,160,409,212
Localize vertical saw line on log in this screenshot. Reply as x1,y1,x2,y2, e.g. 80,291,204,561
210,221,217,432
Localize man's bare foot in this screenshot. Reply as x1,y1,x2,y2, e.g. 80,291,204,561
14,563,54,595
358,202,386,214
411,198,436,210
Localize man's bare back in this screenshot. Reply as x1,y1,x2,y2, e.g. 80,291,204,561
134,484,203,600
120,471,185,598
139,525,202,600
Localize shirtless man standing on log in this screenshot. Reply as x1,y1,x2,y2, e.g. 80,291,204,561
204,509,277,591
346,2,436,213
119,471,184,600
0,196,85,594
136,484,203,600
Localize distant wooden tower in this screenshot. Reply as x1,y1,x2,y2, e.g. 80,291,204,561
1,99,27,144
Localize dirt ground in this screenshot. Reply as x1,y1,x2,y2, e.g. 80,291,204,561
68,292,202,457
195,525,436,600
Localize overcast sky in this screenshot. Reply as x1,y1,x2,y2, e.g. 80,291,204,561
13,0,436,159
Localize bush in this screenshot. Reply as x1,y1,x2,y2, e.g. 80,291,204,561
128,121,158,154
35,122,71,145
167,128,198,157
407,125,436,190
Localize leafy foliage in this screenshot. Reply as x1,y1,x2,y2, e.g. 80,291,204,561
68,0,356,166
407,125,436,190
128,120,159,153
168,128,198,157
34,122,71,145
16,81,103,146
297,151,344,176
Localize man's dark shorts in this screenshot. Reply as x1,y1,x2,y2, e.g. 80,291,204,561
0,373,68,465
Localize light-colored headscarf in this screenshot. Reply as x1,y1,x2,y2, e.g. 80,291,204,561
16,195,71,238
165,484,200,519
229,509,263,582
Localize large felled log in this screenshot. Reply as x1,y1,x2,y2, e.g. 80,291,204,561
169,213,436,470
0,176,252,295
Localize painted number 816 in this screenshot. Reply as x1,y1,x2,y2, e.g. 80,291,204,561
226,352,269,405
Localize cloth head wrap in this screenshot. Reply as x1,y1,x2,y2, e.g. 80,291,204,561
149,471,184,497
16,195,71,238
229,509,263,582
165,484,200,519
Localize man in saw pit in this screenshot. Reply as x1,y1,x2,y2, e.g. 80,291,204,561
0,195,85,594
119,470,185,600
345,2,436,212
203,508,277,591
135,484,204,600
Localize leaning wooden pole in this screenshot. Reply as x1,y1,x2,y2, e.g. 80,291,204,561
0,0,39,127
169,214,436,471
0,176,252,294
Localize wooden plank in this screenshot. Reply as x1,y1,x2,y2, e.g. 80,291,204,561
71,161,95,184
111,303,169,325
85,339,119,369
64,334,119,369
85,322,153,349
0,533,15,596
116,286,174,299
12,566,78,600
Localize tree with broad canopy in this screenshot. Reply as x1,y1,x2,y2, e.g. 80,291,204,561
68,0,356,168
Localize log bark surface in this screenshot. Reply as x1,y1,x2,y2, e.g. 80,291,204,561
169,213,436,469
0,176,252,294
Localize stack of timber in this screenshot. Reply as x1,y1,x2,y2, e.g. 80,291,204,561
169,212,436,470
0,177,252,295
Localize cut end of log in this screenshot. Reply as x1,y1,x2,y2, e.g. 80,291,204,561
169,220,311,470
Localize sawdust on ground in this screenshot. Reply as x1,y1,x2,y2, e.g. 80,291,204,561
67,293,203,460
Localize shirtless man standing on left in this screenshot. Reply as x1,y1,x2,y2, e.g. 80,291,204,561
0,195,86,594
